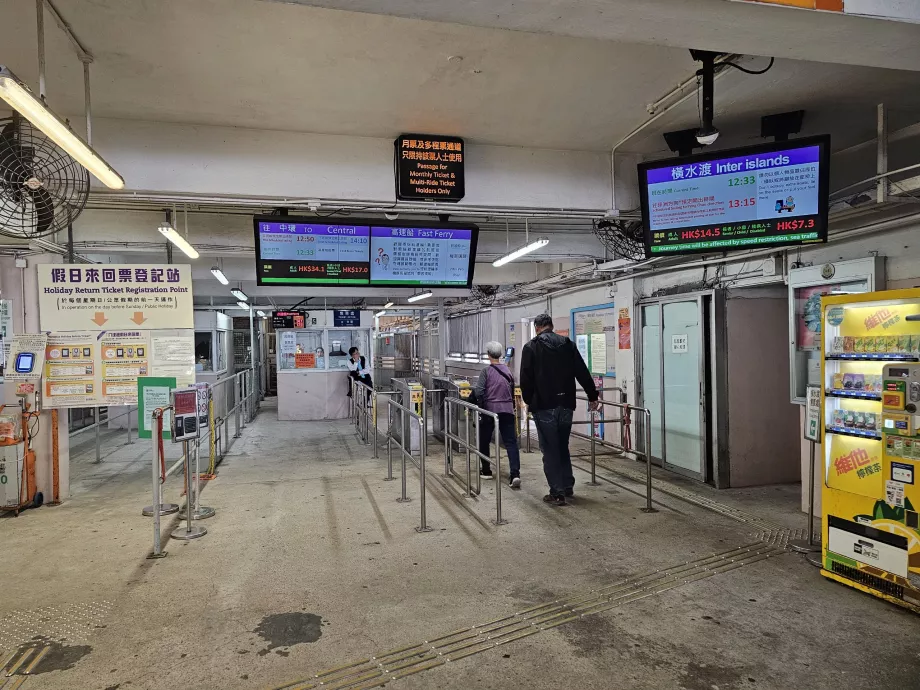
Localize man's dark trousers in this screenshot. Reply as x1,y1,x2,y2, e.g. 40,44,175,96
532,407,574,497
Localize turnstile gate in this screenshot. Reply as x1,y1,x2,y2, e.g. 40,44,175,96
389,377,425,453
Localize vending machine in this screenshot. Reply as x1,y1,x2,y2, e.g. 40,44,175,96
820,288,920,612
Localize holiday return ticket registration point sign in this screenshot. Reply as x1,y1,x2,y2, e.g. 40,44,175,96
38,264,194,331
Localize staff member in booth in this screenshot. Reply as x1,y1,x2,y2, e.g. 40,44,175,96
347,346,373,404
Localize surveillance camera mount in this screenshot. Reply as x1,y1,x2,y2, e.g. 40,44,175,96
691,50,723,146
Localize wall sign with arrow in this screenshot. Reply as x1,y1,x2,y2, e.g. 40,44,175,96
36,264,193,331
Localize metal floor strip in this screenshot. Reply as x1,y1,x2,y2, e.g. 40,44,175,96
270,534,790,690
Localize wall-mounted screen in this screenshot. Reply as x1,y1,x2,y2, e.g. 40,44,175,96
638,135,830,257
254,217,478,288
255,220,371,285
370,226,475,286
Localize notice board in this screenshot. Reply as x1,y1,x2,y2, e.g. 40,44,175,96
395,134,465,202
572,305,617,378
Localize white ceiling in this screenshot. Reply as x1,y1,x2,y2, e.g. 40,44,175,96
1,0,919,154
273,0,920,72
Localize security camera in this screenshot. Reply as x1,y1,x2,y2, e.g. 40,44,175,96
695,126,720,146
384,212,399,221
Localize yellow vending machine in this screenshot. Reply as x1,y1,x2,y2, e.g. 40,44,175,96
821,288,920,612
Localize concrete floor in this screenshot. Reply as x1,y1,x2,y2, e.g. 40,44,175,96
1,400,918,690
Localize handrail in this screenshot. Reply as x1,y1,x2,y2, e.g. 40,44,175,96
444,397,507,526
385,395,432,533
575,395,656,513
68,406,133,437
349,377,397,457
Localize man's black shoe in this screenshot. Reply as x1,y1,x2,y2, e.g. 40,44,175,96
542,494,566,506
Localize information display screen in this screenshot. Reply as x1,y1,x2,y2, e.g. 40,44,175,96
370,227,475,286
271,310,307,329
256,220,371,285
254,217,478,288
638,135,830,257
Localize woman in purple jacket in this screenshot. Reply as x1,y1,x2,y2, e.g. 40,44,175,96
474,341,522,488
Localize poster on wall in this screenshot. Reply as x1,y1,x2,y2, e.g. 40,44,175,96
618,308,631,350
573,306,617,377
43,331,98,407
795,284,846,350
151,330,196,387
37,264,194,332
100,331,150,405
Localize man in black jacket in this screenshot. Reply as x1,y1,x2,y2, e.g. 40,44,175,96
520,314,599,506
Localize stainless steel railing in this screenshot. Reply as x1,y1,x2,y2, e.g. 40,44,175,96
385,395,432,533
443,397,508,526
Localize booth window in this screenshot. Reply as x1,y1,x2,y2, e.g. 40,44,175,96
278,330,324,370
195,331,213,372
328,330,369,371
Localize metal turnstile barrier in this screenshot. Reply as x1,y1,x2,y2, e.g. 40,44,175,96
349,377,396,459
389,377,425,453
431,374,473,450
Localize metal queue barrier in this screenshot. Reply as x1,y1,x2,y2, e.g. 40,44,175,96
443,397,507,525
575,395,657,513
349,377,397,458
385,395,432,533
144,368,259,558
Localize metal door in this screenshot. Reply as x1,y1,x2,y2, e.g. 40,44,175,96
639,294,709,480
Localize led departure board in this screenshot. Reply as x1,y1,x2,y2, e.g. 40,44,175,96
370,226,476,287
254,217,478,288
255,220,370,285
638,135,830,257
395,134,465,202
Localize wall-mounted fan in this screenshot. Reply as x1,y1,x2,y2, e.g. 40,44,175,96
0,114,89,240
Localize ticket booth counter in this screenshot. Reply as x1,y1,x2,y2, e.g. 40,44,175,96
276,312,374,421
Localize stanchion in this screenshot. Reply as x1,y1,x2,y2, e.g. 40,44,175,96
588,412,600,486
492,413,507,526
179,442,215,521
142,408,179,517
416,415,431,533
640,408,657,514
171,439,207,541
147,409,170,558
397,406,411,504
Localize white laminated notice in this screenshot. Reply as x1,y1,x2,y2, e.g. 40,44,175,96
885,479,905,508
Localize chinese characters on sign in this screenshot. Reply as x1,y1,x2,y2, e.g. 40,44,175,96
864,308,901,331
333,310,360,328
395,134,465,202
640,137,828,256
38,264,194,331
370,227,474,286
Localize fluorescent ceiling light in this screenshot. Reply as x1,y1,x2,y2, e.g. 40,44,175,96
158,222,199,259
0,66,125,190
236,301,249,310
376,310,386,318
256,310,266,317
230,288,248,301
211,267,229,285
384,301,394,309
492,237,549,267
407,291,433,303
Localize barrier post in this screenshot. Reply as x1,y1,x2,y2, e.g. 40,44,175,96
416,415,431,533
397,406,410,503
443,402,451,477
147,411,166,558
171,440,207,540
589,412,600,486
385,403,394,481
640,408,657,514
492,415,507,526
474,411,482,495
372,391,379,458
464,410,473,496
95,408,101,463
526,410,533,453
181,440,215,521
234,381,241,439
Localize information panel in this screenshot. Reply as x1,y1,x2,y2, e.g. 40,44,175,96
256,221,371,285
254,217,478,288
395,133,465,202
638,136,830,257
370,227,475,287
